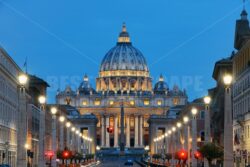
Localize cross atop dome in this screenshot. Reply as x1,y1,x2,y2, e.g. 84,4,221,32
118,23,131,43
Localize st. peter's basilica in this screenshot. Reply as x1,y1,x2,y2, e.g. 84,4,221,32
56,24,188,149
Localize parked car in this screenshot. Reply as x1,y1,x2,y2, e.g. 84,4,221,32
124,159,133,166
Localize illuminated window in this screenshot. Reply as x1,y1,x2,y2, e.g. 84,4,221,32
173,98,180,105
82,101,88,106
157,100,162,106
94,100,101,106
130,100,135,106
109,100,114,105
144,99,150,106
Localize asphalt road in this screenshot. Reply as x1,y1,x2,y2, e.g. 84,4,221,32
97,157,141,167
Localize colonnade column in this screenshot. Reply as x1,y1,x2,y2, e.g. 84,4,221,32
105,116,110,147
101,116,105,147
114,115,118,147
135,115,139,147
126,116,130,147
139,116,143,147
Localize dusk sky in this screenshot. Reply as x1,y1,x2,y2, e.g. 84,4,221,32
0,0,246,102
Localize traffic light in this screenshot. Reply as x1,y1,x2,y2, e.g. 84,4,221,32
107,126,114,133
45,151,54,158
194,151,202,159
177,149,188,160
62,150,70,159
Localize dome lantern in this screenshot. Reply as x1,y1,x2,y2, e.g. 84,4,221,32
118,23,131,43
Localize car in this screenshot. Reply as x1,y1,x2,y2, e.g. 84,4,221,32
0,165,10,167
124,159,133,166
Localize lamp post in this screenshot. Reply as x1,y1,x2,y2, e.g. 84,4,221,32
38,95,46,167
176,122,182,150
59,115,65,150
204,96,211,143
183,116,190,167
171,126,176,166
66,121,71,149
17,73,29,167
223,74,233,167
203,96,211,167
71,127,76,151
51,107,57,167
191,107,198,167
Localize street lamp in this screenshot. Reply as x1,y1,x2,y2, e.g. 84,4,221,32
204,95,211,167
183,116,189,124
17,73,29,167
50,107,57,167
223,74,233,167
203,96,211,143
183,116,190,167
59,115,65,150
191,107,198,167
66,122,71,128
38,95,46,167
38,95,46,105
18,73,28,86
177,122,182,128
59,116,65,122
51,107,57,115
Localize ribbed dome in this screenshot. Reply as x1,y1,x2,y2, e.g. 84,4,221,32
100,24,149,72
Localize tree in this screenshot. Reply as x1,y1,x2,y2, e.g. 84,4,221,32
200,143,223,167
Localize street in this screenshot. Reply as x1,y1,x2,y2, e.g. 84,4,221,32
96,157,141,167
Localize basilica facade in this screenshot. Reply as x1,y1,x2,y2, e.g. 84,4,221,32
56,24,188,149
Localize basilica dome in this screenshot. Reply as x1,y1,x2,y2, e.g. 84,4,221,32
96,24,152,92
99,24,149,73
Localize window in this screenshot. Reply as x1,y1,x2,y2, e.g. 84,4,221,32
173,98,180,105
200,111,205,119
144,99,150,106
82,101,87,106
94,100,101,106
157,100,162,106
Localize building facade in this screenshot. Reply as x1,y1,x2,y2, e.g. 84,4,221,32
0,47,21,167
232,9,250,167
56,24,188,150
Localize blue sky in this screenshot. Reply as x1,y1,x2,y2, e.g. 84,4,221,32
0,0,246,102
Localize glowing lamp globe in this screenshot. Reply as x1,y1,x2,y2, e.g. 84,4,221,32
183,116,189,123
38,95,46,104
18,74,28,85
66,122,71,128
59,116,65,122
223,74,233,86
50,107,57,115
177,122,182,128
191,108,198,116
204,96,211,105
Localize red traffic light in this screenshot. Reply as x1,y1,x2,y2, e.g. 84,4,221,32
62,150,70,159
45,151,54,158
178,149,188,160
107,126,114,133
194,151,202,159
